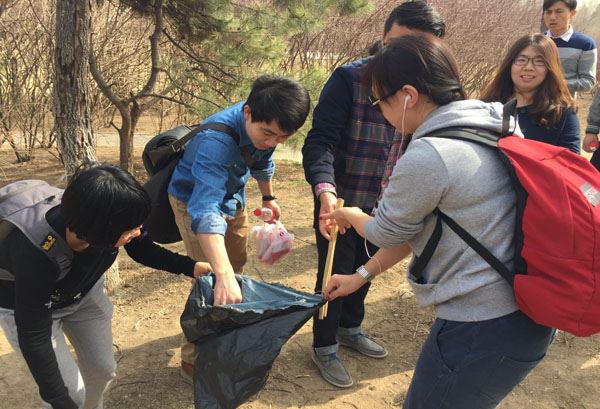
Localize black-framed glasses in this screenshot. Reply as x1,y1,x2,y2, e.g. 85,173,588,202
513,55,546,67
368,91,397,112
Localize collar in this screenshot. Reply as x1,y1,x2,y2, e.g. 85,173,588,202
546,26,574,42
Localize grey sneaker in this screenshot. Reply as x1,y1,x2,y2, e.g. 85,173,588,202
311,350,354,388
337,332,388,358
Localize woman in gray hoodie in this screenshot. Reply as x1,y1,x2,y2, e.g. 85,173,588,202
321,34,555,409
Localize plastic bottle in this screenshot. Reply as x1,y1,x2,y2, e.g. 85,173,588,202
254,207,274,222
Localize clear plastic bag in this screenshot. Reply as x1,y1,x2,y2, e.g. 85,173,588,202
251,221,294,265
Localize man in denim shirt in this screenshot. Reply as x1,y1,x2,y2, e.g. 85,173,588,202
168,75,310,382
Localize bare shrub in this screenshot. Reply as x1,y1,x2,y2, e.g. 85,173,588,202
0,0,55,162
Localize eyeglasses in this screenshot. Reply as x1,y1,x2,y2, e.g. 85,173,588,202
368,91,397,112
513,55,546,67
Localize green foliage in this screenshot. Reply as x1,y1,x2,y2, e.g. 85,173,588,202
149,0,372,148
111,0,372,151
282,66,331,150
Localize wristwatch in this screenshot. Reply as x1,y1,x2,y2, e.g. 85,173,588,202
262,195,277,202
356,265,374,282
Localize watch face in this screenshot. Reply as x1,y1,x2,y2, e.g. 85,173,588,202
357,266,372,281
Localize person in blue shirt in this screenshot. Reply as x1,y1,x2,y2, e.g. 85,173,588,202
481,34,580,153
167,75,310,382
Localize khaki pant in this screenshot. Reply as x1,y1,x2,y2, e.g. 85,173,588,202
169,195,248,365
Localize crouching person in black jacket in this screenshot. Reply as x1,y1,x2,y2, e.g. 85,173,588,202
0,164,210,409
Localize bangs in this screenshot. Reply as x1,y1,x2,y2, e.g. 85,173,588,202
62,164,151,246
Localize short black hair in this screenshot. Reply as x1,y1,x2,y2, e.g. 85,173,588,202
245,75,311,134
61,163,151,247
543,0,577,11
384,1,446,38
368,39,382,56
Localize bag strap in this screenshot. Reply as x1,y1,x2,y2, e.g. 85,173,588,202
410,209,514,286
502,99,518,137
170,122,254,167
425,99,518,144
424,126,500,147
409,214,443,284
169,122,239,153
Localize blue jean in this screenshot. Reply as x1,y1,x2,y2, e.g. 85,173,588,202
404,310,555,409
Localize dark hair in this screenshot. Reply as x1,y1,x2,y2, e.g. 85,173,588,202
245,75,310,134
480,34,575,129
543,0,577,11
365,34,465,107
368,39,382,56
384,1,446,38
61,163,151,246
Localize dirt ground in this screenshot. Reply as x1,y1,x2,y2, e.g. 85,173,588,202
1,95,600,409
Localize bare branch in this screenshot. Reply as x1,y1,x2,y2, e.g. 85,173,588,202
134,2,163,99
89,49,126,113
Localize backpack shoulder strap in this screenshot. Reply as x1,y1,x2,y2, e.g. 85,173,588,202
410,209,514,286
0,180,73,282
171,122,254,167
502,99,518,136
424,99,518,145
423,126,500,147
170,122,240,152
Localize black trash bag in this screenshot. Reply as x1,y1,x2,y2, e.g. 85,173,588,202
180,274,323,409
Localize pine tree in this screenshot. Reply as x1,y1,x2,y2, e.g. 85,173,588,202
90,0,372,170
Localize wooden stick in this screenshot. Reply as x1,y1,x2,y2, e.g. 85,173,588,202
319,198,345,319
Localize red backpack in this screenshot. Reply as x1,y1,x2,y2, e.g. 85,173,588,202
411,101,600,336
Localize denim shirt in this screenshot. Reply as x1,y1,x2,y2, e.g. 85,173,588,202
168,101,275,235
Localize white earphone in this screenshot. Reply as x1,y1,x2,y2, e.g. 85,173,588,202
401,93,410,137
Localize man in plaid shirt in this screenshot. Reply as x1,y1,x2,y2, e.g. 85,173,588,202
302,0,446,388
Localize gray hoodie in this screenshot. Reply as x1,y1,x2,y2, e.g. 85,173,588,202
365,100,519,322
586,91,600,135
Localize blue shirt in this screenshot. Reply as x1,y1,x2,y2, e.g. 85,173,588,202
516,106,580,154
168,102,275,235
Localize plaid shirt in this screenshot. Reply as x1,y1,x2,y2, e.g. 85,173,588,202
379,132,411,198
302,59,399,216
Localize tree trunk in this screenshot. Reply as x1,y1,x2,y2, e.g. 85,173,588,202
54,0,120,292
53,0,96,177
118,108,132,172
90,3,164,174
103,260,121,296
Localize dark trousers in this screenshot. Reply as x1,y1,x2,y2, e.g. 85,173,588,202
312,228,378,348
404,310,555,409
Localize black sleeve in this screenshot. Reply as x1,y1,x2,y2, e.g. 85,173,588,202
10,231,78,409
124,230,195,277
301,66,354,190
